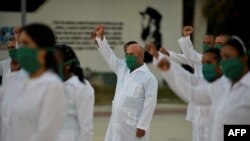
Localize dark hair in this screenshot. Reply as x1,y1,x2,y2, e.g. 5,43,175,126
56,44,85,83
21,23,58,74
222,37,246,56
181,64,194,74
124,41,138,52
204,48,221,62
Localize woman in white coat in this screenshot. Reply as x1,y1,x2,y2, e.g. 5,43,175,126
0,23,66,141
155,36,250,141
55,45,95,141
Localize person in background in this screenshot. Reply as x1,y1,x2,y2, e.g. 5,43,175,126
55,44,94,141
92,25,158,141
0,26,21,85
213,34,231,50
0,23,66,141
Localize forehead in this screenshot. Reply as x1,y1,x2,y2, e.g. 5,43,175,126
220,45,239,56
203,52,217,59
203,35,214,41
215,35,226,41
126,44,140,52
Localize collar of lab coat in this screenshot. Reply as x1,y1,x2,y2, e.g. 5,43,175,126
238,71,250,87
222,71,250,93
129,63,148,74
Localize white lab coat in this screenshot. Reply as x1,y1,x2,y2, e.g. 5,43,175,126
0,70,66,141
0,58,11,85
158,59,250,141
177,37,209,141
56,76,94,141
95,37,158,141
167,51,201,124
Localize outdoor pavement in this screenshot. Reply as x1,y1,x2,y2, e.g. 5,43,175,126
93,103,192,141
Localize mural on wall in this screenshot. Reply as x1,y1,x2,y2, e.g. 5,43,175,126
140,6,162,63
0,26,14,49
52,21,124,50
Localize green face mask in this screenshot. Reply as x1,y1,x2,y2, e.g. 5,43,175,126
9,49,17,60
202,44,210,52
17,47,41,74
214,44,222,50
125,54,138,71
58,59,77,80
202,64,218,82
220,58,244,81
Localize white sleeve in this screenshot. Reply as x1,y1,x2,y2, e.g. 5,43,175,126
159,63,212,105
95,37,125,75
168,51,190,65
136,76,158,131
30,82,66,141
169,60,203,85
178,36,202,65
76,82,95,141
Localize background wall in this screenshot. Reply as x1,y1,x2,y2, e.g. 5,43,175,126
0,0,183,83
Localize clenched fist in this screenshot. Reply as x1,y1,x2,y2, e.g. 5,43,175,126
183,26,193,37
91,25,104,41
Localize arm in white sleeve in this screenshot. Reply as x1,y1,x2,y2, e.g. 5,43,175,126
169,60,203,85
136,76,158,131
76,83,95,141
178,36,202,65
30,82,66,141
153,55,212,105
160,63,212,105
95,37,125,75
168,51,190,65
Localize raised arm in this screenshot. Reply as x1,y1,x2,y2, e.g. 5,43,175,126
154,54,212,105
92,25,125,74
178,26,202,65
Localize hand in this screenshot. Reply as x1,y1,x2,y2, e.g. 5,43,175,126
159,47,169,56
183,26,193,37
158,58,170,71
91,25,104,41
136,128,145,138
145,43,159,59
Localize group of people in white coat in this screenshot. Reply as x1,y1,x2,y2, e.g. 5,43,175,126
0,23,94,141
0,23,158,141
0,23,249,141
146,26,250,141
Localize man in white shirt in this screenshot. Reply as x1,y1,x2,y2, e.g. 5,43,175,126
91,25,158,141
0,26,21,85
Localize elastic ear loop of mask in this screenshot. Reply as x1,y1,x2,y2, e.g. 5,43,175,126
231,35,247,53
58,59,78,80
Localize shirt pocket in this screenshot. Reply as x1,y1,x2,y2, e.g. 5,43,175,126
122,82,144,126
126,82,144,98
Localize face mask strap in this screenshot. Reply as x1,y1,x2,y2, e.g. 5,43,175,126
58,59,78,80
